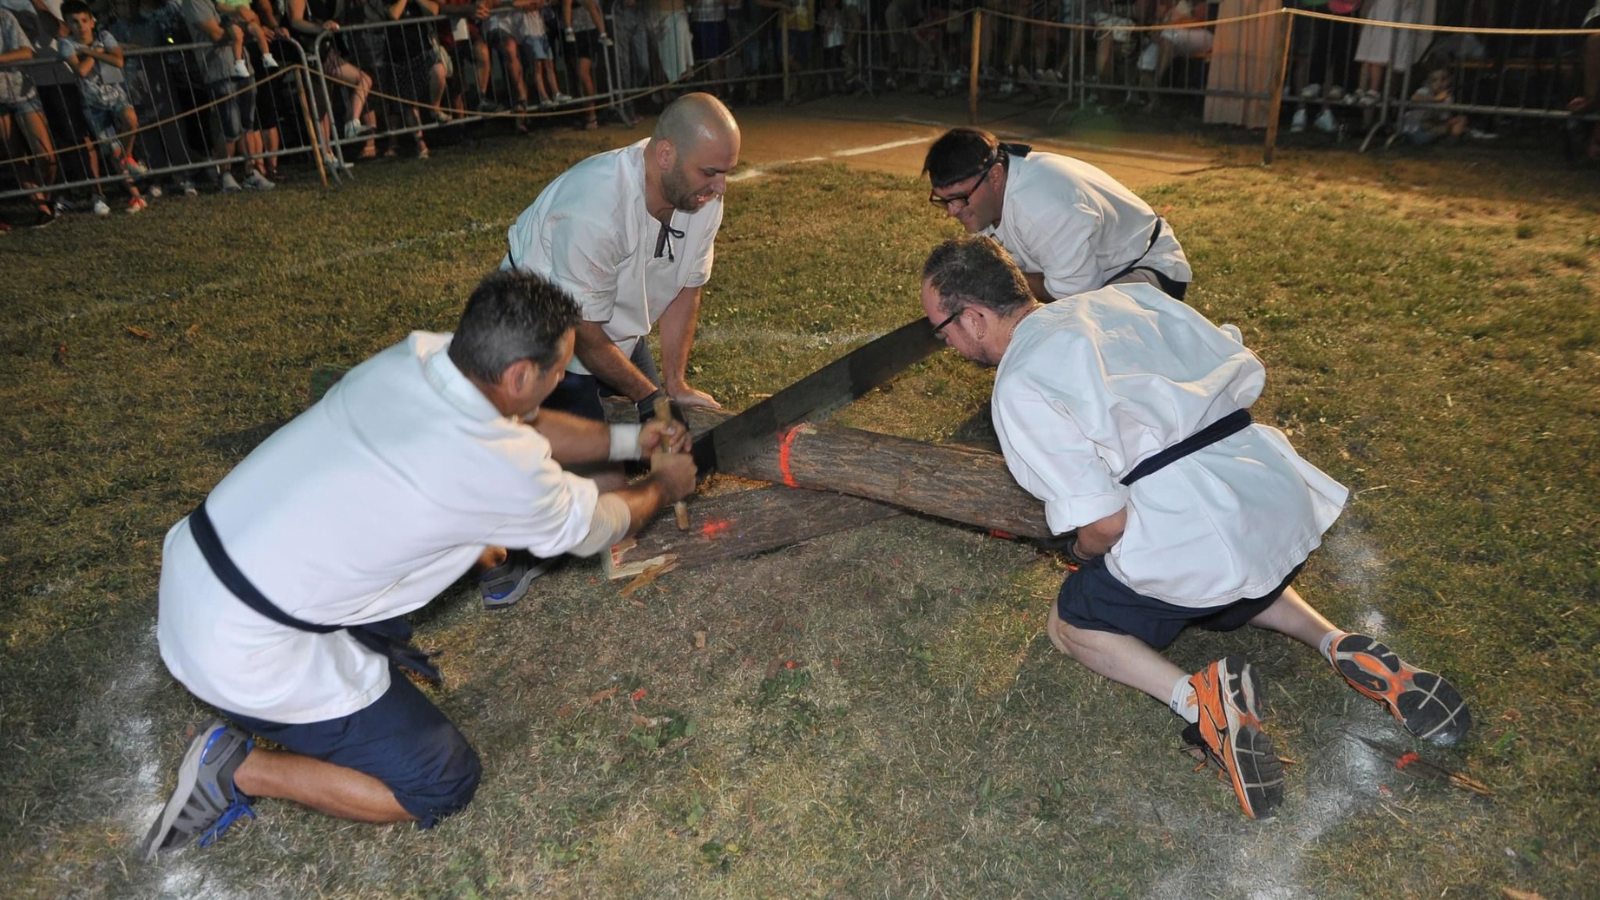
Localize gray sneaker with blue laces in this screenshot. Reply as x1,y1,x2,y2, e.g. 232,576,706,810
142,719,256,861
479,550,559,609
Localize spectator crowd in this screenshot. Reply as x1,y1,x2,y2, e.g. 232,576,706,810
3,0,1597,231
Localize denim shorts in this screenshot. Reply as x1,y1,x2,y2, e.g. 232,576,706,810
522,34,552,60
81,102,130,145
207,76,258,142
223,665,483,827
4,89,43,116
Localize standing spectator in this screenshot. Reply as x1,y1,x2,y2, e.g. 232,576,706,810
816,0,843,92
1352,0,1435,108
688,0,730,93
726,0,768,101
1287,0,1359,135
182,0,273,189
58,0,149,213
0,5,57,225
513,0,567,108
648,0,693,89
608,0,647,122
478,0,533,113
1204,0,1281,128
561,0,611,128
104,0,203,197
367,0,448,158
758,0,809,98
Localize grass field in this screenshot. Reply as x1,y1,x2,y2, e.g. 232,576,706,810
2,126,1598,900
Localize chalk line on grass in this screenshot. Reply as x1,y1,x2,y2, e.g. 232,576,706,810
729,135,936,182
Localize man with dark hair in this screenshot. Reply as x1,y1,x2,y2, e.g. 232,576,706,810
143,269,696,860
920,235,1469,819
495,92,738,603
923,126,1192,301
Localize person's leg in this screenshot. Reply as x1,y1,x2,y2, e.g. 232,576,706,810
1046,606,1188,702
19,108,58,192
1243,585,1337,648
234,749,413,823
578,56,597,126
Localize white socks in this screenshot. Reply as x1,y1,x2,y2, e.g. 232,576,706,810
1170,675,1198,724
1318,630,1345,665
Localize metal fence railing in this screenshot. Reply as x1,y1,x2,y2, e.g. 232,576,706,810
4,2,1599,206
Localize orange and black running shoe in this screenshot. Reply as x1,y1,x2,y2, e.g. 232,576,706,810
1186,655,1284,819
1330,633,1471,746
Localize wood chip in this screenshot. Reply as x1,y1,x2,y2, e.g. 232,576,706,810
694,630,707,650
619,557,679,598
125,325,154,340
1500,888,1547,900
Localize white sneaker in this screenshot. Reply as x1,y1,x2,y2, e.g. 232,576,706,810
1290,108,1307,133
92,196,111,216
148,184,164,199
220,172,241,192
1313,108,1337,133
261,52,278,69
232,58,250,79
1357,89,1380,107
242,170,274,190
1298,82,1321,100
343,120,372,140
553,92,572,103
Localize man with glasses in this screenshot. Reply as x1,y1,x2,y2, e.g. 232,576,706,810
493,92,739,606
923,126,1192,301
920,234,1470,818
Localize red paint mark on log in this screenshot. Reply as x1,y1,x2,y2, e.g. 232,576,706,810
1396,752,1420,770
989,529,1015,540
699,519,731,538
778,426,802,487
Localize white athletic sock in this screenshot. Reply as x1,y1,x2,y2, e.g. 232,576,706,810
1318,629,1346,665
1170,675,1199,723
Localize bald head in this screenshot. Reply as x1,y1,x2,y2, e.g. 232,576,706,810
652,92,740,156
647,93,740,213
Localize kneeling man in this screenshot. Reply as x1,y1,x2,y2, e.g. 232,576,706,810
143,269,696,858
920,236,1469,818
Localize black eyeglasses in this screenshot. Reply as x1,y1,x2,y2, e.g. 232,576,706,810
931,308,964,337
928,156,998,212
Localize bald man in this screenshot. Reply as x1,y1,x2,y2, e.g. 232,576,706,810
504,92,739,422
489,93,739,605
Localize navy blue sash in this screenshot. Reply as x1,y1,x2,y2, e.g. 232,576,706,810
1120,409,1252,487
187,502,442,686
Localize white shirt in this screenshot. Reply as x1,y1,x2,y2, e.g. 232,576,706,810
158,333,601,723
503,139,722,376
983,151,1192,300
992,285,1347,608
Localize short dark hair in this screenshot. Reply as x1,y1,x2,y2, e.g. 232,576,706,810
61,0,92,17
448,269,582,382
921,235,1033,318
923,127,1001,189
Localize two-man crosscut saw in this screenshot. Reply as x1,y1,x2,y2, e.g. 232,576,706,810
690,317,942,477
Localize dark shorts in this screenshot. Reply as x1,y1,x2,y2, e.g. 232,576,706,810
572,27,602,61
1057,557,1305,650
223,665,482,827
692,20,731,59
541,340,660,423
207,76,259,142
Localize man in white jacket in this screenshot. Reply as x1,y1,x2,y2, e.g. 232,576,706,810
919,235,1470,818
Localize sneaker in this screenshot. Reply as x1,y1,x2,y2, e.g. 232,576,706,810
242,170,274,191
141,720,256,861
343,119,373,140
1467,128,1498,140
563,27,575,43
477,98,504,113
30,206,57,228
1324,85,1345,103
1298,82,1321,100
121,154,149,176
220,172,242,192
1290,108,1307,133
1330,633,1471,746
148,184,164,199
431,109,453,124
599,33,613,47
1313,108,1338,133
91,196,111,216
261,52,278,69
416,142,430,160
127,196,148,214
1358,89,1380,108
232,58,250,79
1186,656,1283,819
538,97,554,109
553,92,572,103
180,180,199,197
53,197,75,214
479,550,558,609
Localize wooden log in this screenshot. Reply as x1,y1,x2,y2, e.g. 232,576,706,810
681,408,1051,540
603,485,902,580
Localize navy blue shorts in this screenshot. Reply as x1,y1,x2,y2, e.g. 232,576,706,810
541,340,660,423
1057,557,1304,650
224,666,482,828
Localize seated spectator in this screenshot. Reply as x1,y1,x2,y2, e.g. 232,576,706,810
216,0,278,76
1137,0,1211,107
1398,64,1463,144
285,0,378,163
0,4,60,225
363,0,448,158
58,0,149,213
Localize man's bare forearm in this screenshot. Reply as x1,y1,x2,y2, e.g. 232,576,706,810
575,322,657,401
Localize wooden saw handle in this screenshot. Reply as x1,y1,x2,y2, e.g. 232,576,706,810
655,395,690,531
